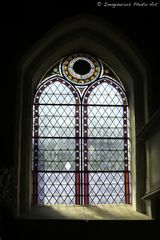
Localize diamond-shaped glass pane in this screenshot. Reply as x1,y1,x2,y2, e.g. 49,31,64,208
65,162,71,170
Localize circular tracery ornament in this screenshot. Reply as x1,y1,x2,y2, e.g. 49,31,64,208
61,53,101,85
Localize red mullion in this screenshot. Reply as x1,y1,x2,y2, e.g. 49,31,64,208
84,171,89,205
124,171,130,204
123,106,130,204
75,172,80,205
75,99,80,205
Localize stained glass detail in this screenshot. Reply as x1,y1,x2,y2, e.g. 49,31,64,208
61,53,101,85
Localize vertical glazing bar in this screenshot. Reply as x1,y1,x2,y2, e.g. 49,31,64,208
84,100,89,205
80,102,83,205
123,105,130,204
32,101,39,205
75,98,80,205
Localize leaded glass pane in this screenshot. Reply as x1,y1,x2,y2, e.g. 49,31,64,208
88,83,123,105
89,173,126,204
39,81,75,104
88,139,124,150
37,138,75,150
88,152,125,171
87,106,123,117
37,173,75,205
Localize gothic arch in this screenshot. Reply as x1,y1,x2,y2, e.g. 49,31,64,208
14,14,148,216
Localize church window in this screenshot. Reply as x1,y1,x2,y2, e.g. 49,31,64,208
32,53,131,205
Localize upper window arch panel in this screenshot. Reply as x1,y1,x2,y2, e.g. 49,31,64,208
37,53,124,89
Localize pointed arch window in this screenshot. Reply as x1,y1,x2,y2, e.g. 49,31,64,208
32,53,131,205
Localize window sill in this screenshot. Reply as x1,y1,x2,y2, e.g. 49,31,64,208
19,204,151,220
